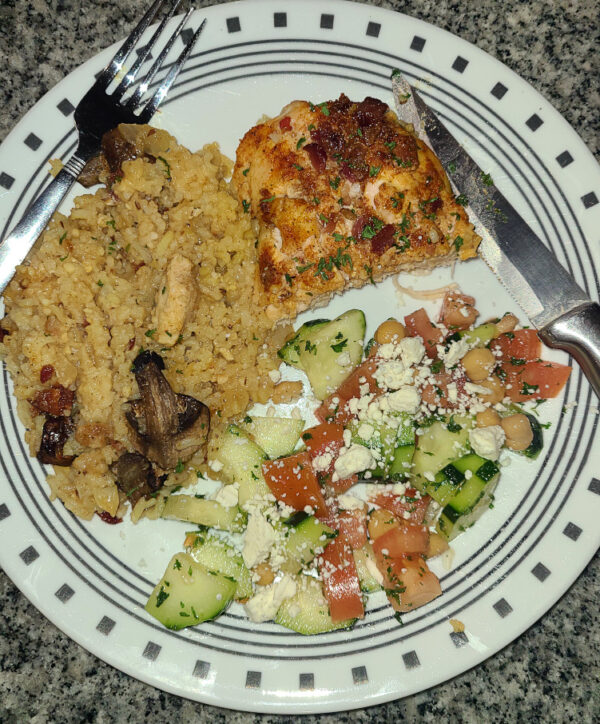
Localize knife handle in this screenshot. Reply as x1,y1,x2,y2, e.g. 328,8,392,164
539,302,600,400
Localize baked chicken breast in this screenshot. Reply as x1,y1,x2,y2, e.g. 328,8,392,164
233,95,479,320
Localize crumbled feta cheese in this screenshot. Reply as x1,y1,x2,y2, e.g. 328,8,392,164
208,459,224,473
214,482,239,508
446,382,458,403
399,336,425,367
244,575,297,623
357,422,375,441
469,425,505,461
387,386,420,414
343,428,352,447
268,368,281,383
242,512,277,568
464,469,473,480
334,444,374,479
375,360,412,389
464,382,492,396
338,494,365,510
312,452,333,472
377,343,398,360
393,482,406,496
336,351,352,367
441,338,470,367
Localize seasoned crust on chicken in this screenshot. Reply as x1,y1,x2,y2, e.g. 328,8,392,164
233,95,480,320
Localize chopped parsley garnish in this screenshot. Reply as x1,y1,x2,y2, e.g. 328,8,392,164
384,140,396,150
521,382,539,396
242,200,250,213
369,165,381,177
175,460,185,474
145,329,156,338
448,161,456,173
296,137,307,150
364,264,375,285
97,280,104,287
481,171,494,186
455,193,469,206
431,359,443,374
331,338,348,353
242,167,250,176
329,176,341,190
260,196,275,204
295,262,314,274
155,586,169,608
510,357,526,366
59,232,66,245
293,163,304,171
158,156,172,180
453,236,464,252
285,273,294,286
319,213,329,224
318,102,330,116
361,217,384,239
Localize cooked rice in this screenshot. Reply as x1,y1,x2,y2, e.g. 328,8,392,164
0,125,292,520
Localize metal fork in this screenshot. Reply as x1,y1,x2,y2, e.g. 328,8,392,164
0,0,205,294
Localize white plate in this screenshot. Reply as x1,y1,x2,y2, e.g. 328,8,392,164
0,0,599,714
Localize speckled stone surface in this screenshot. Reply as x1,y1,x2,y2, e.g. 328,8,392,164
0,0,598,721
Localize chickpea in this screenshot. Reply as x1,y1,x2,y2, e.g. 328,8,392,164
475,376,506,404
476,408,501,428
253,562,275,586
368,508,400,540
461,347,496,382
495,313,519,336
375,319,406,345
500,413,534,451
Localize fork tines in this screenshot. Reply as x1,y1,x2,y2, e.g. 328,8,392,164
98,0,204,123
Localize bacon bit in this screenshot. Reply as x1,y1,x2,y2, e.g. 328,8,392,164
370,224,396,255
82,315,90,328
30,385,74,417
303,142,326,173
279,115,292,132
147,128,156,136
97,511,123,525
339,162,358,182
127,337,136,351
0,327,7,343
352,214,370,239
40,365,54,383
355,96,388,127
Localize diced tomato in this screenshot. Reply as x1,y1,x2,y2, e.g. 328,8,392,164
501,359,571,402
404,308,443,357
337,509,367,550
371,489,430,524
384,556,442,613
318,533,365,622
262,451,328,518
372,524,429,558
327,474,358,495
315,359,380,424
491,329,541,363
421,370,466,410
439,292,478,331
279,115,292,132
301,422,344,475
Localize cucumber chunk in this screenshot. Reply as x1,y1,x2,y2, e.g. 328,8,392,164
278,319,329,367
411,416,473,489
389,414,416,480
275,575,355,634
461,322,498,347
350,418,397,478
238,416,304,459
161,495,246,532
145,553,236,630
353,544,382,593
436,456,500,540
296,309,366,400
187,532,252,600
207,424,270,507
522,413,544,459
279,512,336,574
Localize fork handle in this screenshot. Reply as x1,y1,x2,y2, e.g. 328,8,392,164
0,152,91,294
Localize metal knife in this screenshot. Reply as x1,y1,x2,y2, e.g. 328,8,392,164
391,70,600,400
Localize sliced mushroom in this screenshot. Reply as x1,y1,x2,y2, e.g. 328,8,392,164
110,451,164,507
124,351,210,470
37,416,75,466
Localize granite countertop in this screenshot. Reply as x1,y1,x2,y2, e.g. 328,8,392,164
0,0,598,721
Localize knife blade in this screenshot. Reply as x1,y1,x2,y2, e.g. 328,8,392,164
391,70,600,399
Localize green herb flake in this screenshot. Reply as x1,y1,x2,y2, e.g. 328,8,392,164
329,176,341,190
242,167,250,176
157,156,172,180
369,165,381,178
293,163,304,171
145,329,156,338
521,381,539,396
242,200,251,213
318,102,330,116
455,193,469,206
453,236,464,253
175,460,185,474
481,171,494,186
59,232,67,245
260,196,276,204
155,586,169,608
296,137,307,150
331,338,348,353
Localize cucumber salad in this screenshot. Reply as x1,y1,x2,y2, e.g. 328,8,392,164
145,291,571,633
